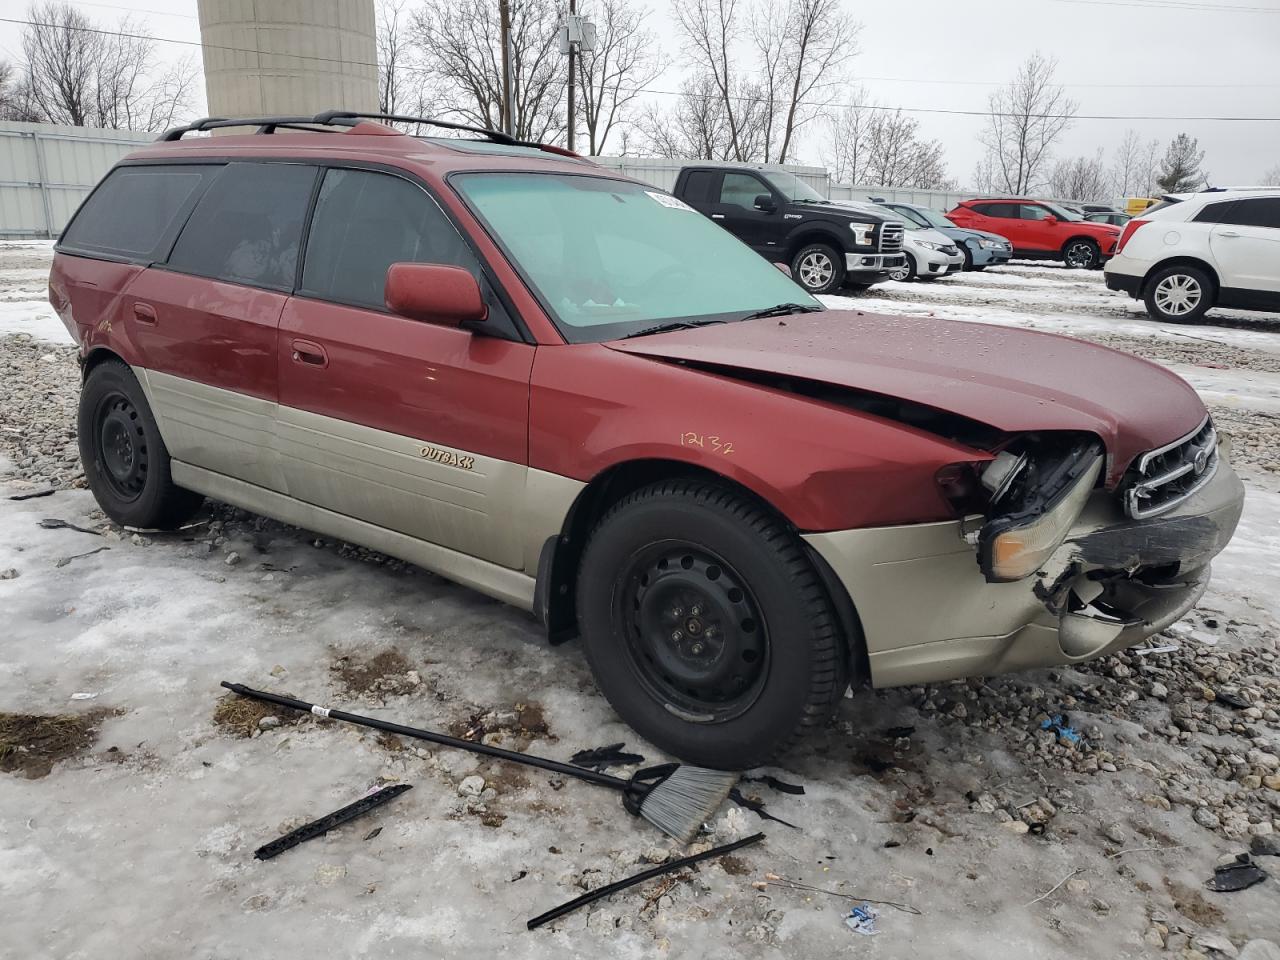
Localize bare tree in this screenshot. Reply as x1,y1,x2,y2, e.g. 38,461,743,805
638,72,737,160
750,0,858,163
977,52,1077,194
575,0,666,155
1138,136,1163,196
376,0,411,115
0,60,25,120
17,2,195,131
824,96,950,188
671,0,753,160
411,0,566,143
1047,150,1109,201
1262,164,1280,187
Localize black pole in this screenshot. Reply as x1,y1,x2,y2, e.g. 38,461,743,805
220,682,628,790
500,0,514,136
567,0,576,153
527,832,766,929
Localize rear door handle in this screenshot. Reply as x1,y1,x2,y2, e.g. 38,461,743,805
1219,231,1241,238
711,214,725,220
132,302,157,325
290,339,328,367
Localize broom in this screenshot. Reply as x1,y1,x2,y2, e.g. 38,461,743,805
220,682,736,843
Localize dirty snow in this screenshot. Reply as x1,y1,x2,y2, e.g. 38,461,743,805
3,248,1280,959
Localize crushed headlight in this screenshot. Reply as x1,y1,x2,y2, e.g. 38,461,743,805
976,438,1104,583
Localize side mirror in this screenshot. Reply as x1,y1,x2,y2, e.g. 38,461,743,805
385,263,487,327
754,194,777,213
1042,215,1058,226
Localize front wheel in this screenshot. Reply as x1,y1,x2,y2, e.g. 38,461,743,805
889,254,916,282
1144,265,1214,323
790,243,845,295
1063,238,1100,270
576,481,851,769
78,359,204,529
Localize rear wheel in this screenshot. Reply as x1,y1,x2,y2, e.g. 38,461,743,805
577,480,850,769
790,243,845,295
1063,238,1100,270
1144,265,1213,324
78,360,203,529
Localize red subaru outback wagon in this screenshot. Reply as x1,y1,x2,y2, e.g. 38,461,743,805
49,112,1243,768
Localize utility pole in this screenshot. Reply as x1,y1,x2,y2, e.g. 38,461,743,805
566,0,576,153
499,0,513,136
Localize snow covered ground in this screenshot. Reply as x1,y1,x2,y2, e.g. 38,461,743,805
3,246,1280,959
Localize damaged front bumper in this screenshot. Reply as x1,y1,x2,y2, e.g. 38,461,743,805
803,454,1244,688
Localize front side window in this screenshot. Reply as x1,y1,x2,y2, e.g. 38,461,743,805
166,162,317,290
300,168,479,309
719,173,767,208
61,164,215,260
453,173,819,343
1019,204,1053,221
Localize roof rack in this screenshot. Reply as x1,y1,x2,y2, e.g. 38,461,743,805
156,110,580,159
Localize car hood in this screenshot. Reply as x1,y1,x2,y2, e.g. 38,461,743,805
906,227,956,247
607,310,1207,483
956,227,1011,244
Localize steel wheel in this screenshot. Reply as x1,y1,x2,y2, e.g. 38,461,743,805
619,541,770,723
797,251,834,290
1153,273,1203,318
1064,240,1098,269
94,390,149,502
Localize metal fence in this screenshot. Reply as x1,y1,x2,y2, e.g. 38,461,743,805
0,122,154,239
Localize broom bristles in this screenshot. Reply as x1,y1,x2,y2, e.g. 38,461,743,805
638,766,738,843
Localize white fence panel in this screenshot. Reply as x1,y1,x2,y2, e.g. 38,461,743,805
0,122,153,238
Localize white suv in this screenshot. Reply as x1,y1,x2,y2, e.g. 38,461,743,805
1104,189,1280,323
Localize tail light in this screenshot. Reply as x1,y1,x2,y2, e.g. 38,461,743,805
1115,218,1148,255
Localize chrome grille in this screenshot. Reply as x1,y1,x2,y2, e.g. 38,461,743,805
1122,417,1218,520
878,222,904,254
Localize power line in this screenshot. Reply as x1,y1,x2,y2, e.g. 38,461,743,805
3,15,1280,124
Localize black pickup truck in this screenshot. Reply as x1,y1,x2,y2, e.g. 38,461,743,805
671,164,906,294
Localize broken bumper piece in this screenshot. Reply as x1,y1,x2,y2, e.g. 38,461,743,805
802,455,1244,688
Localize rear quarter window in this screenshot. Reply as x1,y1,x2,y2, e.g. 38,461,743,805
59,164,216,261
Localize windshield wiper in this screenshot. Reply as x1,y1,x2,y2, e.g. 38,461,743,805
622,319,727,339
740,302,823,321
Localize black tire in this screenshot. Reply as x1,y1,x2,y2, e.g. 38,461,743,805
845,282,875,293
1143,264,1214,324
961,246,975,272
889,253,916,283
1062,238,1100,270
576,480,851,769
971,264,987,272
78,359,203,529
790,242,845,295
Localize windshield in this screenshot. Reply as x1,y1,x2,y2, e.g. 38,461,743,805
1042,202,1084,222
884,205,929,228
762,171,828,202
910,207,956,229
452,173,820,343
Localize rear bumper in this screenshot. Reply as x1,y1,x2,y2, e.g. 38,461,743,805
846,252,905,273
1104,259,1145,298
804,453,1244,688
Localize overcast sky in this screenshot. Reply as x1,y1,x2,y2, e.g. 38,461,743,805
1,0,1277,186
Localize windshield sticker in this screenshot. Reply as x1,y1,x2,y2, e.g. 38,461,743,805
647,191,695,212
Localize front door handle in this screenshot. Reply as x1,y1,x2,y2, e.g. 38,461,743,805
711,213,725,220
1219,231,1241,238
290,339,328,367
132,302,157,325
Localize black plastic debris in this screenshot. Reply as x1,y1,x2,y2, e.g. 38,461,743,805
9,488,55,501
40,517,102,536
569,743,645,771
1205,854,1268,893
255,783,412,860
1215,690,1251,710
729,788,798,829
741,774,805,795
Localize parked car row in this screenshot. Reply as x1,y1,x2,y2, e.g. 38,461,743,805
48,111,1245,766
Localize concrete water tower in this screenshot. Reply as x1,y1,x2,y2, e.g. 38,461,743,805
197,0,378,118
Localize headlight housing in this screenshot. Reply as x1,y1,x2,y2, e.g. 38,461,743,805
917,240,943,251
849,222,875,245
978,238,1003,250
975,437,1104,582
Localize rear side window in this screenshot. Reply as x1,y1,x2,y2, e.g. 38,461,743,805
681,170,716,204
60,165,215,260
974,203,1018,219
1216,198,1280,229
167,162,317,291
300,168,479,310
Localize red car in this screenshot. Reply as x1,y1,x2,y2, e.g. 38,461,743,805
49,112,1242,768
947,198,1121,269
